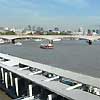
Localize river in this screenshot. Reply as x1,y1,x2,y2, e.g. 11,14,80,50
0,39,100,99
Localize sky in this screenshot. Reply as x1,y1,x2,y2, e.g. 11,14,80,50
0,0,100,29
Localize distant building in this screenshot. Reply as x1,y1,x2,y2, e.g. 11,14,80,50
87,29,97,36
36,27,44,32
54,27,59,31
53,31,60,34
28,25,31,31
24,31,35,35
92,29,96,35
66,30,73,34
0,27,5,33
77,27,84,35
15,29,23,35
78,27,83,32
96,29,100,34
10,27,16,32
0,27,10,33
4,27,9,31
53,27,60,34
49,30,53,32
32,26,35,31
43,31,48,35
87,29,92,36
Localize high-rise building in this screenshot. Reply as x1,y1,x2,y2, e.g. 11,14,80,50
36,27,44,32
32,26,35,31
28,25,31,31
96,29,100,34
78,27,83,32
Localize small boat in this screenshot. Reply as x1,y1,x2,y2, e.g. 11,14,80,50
34,39,42,42
0,39,5,44
15,42,22,46
86,40,92,45
40,43,54,49
53,38,61,42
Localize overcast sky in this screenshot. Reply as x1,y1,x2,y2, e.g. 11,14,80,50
0,0,100,29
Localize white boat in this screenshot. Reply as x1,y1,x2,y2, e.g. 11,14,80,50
40,43,54,49
34,39,42,42
15,42,22,46
0,39,5,44
53,38,61,41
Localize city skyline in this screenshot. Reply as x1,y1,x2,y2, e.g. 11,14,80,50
0,0,100,29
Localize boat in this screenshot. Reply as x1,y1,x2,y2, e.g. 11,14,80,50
40,43,54,49
86,40,92,45
34,39,42,42
53,38,61,42
0,39,5,44
15,42,22,46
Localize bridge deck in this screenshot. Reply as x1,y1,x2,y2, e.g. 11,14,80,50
0,53,100,100
0,35,100,40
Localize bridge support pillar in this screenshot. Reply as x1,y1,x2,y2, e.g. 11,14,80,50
1,68,4,82
29,84,33,97
5,72,8,88
48,94,52,100
9,72,13,86
15,78,19,96
12,39,15,44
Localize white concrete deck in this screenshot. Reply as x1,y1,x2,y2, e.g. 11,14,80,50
0,53,100,100
0,53,100,88
0,35,100,41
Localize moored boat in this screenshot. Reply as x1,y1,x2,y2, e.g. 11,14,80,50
40,43,54,49
53,38,61,42
34,39,42,42
0,39,5,44
15,42,22,46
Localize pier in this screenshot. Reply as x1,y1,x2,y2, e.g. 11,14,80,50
0,53,100,100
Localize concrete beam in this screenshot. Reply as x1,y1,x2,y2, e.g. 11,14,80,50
48,94,52,100
44,76,59,82
28,84,33,97
66,83,82,91
1,68,4,81
28,71,42,75
9,72,13,86
5,72,8,88
15,78,19,96
17,67,30,71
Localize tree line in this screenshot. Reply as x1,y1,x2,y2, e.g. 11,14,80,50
0,31,16,35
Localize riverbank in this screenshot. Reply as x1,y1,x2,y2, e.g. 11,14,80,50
0,89,11,100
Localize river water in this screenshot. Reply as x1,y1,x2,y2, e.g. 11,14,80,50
0,39,100,99
0,40,100,78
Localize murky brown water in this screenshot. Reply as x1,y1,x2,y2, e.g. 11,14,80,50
0,90,11,100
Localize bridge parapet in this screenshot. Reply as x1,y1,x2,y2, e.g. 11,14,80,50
0,53,100,99
0,35,100,41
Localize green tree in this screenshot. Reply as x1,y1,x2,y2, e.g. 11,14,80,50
5,31,16,35
27,32,33,35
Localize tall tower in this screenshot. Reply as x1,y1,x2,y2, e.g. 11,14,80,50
78,27,83,33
